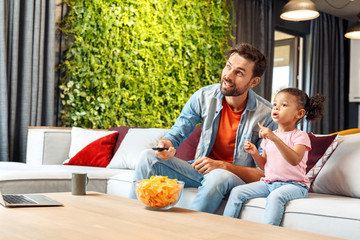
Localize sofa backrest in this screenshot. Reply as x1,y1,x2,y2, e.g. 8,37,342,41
26,127,72,165
26,126,202,166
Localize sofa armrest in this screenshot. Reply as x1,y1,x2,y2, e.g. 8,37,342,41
26,127,72,165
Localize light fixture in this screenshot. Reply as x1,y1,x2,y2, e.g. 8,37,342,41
280,0,320,21
345,13,360,39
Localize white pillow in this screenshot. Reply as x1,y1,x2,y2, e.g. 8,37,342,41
66,127,118,160
311,133,360,198
107,128,169,169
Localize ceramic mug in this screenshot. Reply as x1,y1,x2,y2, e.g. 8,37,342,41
72,173,89,195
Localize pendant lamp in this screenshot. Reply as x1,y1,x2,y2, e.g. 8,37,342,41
280,0,320,21
345,13,360,39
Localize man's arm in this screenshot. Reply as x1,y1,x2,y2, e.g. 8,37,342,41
224,163,265,183
191,157,264,183
163,90,202,149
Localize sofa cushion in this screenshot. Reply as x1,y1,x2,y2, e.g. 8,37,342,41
64,127,119,167
175,126,201,161
239,193,360,239
311,133,360,198
107,128,169,169
65,132,119,167
109,126,131,154
109,126,145,155
306,133,338,173
26,127,72,165
330,128,360,136
67,127,118,158
306,134,339,183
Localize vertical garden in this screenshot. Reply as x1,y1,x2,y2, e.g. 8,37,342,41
59,0,232,129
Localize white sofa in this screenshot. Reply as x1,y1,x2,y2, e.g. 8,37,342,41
1,126,360,239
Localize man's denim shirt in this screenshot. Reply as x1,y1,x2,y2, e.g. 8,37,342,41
163,83,276,168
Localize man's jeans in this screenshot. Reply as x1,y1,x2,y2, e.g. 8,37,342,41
129,149,245,213
223,181,308,225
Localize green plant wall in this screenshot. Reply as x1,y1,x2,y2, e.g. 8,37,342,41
59,0,232,129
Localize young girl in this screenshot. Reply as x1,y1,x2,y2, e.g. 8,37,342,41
223,88,326,226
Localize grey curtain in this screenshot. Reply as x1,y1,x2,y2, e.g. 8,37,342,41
230,0,275,101
305,13,349,134
0,0,56,162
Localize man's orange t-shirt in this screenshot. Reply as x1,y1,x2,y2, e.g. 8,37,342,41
208,98,243,163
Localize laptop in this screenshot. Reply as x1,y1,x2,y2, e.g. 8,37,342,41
0,191,63,207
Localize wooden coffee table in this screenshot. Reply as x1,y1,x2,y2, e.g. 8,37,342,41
0,192,342,240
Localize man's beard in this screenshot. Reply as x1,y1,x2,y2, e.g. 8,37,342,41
220,78,251,96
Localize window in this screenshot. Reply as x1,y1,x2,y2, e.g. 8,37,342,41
272,31,303,102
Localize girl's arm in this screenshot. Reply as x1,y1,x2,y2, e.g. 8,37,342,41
258,123,307,166
271,136,307,166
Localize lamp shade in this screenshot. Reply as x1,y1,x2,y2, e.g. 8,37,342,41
345,14,360,39
280,0,320,21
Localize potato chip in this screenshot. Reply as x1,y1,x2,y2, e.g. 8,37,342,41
135,176,184,208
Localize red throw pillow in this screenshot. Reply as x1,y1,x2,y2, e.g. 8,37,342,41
307,133,337,173
176,126,202,161
65,132,119,167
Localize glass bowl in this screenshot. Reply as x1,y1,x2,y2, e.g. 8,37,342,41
134,177,184,210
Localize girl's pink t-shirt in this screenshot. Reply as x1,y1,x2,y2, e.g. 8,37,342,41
260,129,311,188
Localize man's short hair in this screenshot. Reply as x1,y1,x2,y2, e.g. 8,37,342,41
227,43,268,78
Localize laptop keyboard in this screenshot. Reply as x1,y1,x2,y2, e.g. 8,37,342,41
3,195,37,204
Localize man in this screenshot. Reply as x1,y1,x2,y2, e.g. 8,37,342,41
129,43,276,213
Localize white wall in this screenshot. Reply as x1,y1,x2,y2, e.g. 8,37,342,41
349,40,360,102
348,40,360,127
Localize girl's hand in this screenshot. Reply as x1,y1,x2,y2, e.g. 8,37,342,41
258,122,275,140
244,140,257,155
